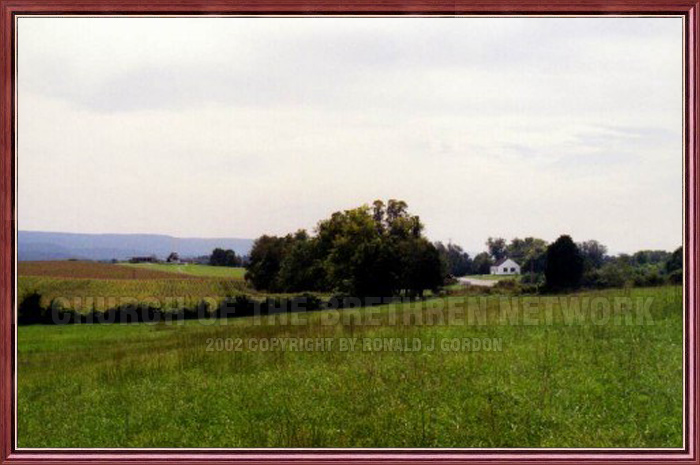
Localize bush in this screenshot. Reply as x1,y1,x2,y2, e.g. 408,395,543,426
581,262,677,289
18,292,46,325
520,273,544,286
217,295,257,318
668,269,683,284
633,269,665,287
49,298,79,324
492,279,521,292
581,264,628,289
520,284,540,294
444,274,458,286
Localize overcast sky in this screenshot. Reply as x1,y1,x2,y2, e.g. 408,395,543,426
18,17,683,254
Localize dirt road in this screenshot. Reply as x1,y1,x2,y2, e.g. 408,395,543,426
457,277,499,287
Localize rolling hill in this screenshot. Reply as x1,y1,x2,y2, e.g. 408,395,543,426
18,231,254,261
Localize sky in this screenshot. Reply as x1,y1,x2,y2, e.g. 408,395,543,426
17,17,683,255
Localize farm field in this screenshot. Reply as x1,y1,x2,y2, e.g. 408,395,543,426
17,285,683,448
19,261,200,280
121,263,246,279
18,276,252,311
18,261,253,312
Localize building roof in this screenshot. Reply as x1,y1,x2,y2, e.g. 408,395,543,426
493,257,519,267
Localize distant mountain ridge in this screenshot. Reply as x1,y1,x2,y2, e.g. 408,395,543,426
18,231,254,262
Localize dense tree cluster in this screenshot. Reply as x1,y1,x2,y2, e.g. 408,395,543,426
579,245,682,288
244,202,683,295
479,236,549,281
433,237,549,278
486,237,507,261
544,237,682,290
209,248,242,267
666,247,683,274
506,237,548,276
434,242,472,277
472,252,493,275
479,235,682,290
579,240,608,271
245,200,446,298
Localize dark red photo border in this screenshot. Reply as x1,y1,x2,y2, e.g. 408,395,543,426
0,2,697,464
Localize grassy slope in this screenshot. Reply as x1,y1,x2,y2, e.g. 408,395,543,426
17,286,683,448
120,263,246,279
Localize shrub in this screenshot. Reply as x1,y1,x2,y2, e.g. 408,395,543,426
49,298,79,324
217,295,256,318
668,269,683,285
581,264,628,289
180,305,201,320
492,279,521,292
633,269,665,287
18,292,46,325
520,284,540,294
520,273,544,286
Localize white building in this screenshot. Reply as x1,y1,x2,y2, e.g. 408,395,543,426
490,258,521,275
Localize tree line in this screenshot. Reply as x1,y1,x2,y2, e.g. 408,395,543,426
434,237,550,277
244,200,682,296
209,247,243,267
437,234,682,291
245,200,445,298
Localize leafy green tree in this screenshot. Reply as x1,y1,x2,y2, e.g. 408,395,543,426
210,248,225,266
486,237,507,261
666,246,683,274
246,200,446,298
385,199,422,239
276,231,326,292
507,237,548,274
225,250,239,266
545,235,584,290
342,237,399,298
631,250,671,266
372,200,386,233
435,242,472,277
319,205,400,297
578,240,608,271
400,238,446,297
244,236,292,292
472,252,493,275
505,238,526,263
581,261,628,289
210,248,241,267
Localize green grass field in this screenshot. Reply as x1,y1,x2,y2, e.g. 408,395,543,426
17,285,683,448
120,263,246,279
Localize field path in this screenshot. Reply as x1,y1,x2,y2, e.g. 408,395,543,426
457,276,498,287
